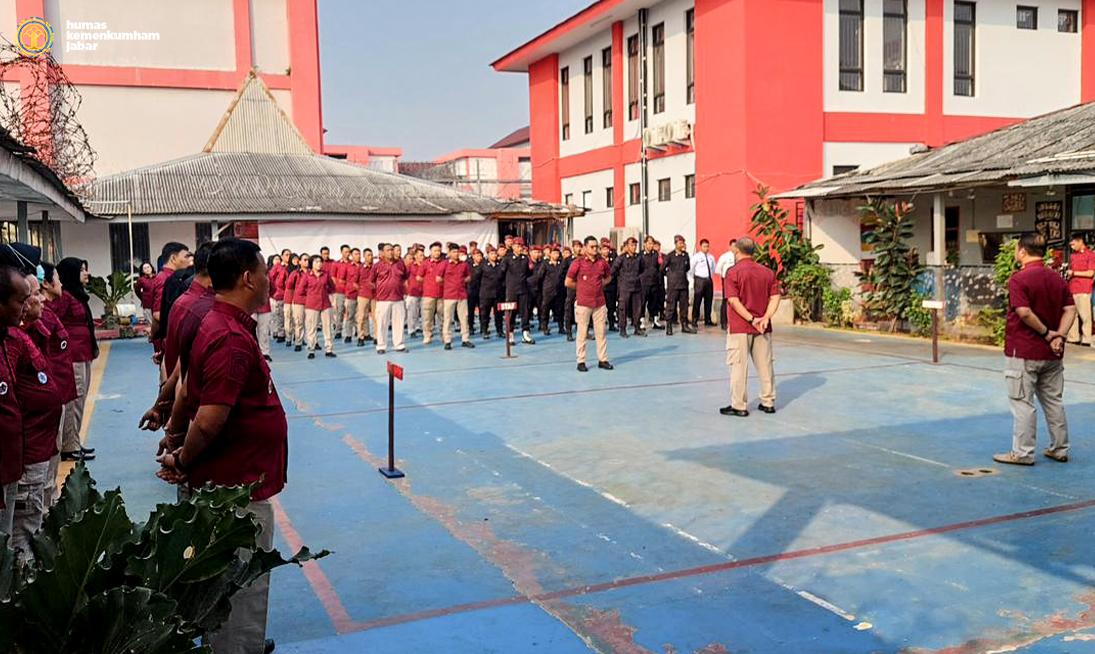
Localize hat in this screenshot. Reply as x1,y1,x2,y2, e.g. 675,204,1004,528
469,241,478,247
459,245,468,253
572,240,583,247
600,237,611,245
625,237,638,245
531,245,542,252
504,235,514,241
486,245,496,252
674,234,685,242
513,237,525,246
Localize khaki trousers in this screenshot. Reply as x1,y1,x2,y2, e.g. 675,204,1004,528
282,301,294,341
726,332,776,411
1005,356,1068,461
0,482,15,537
332,294,346,336
209,498,274,654
12,460,50,561
375,300,406,351
356,297,375,340
253,311,271,356
442,298,470,344
575,304,608,364
421,296,442,342
61,361,91,454
305,308,334,353
1067,293,1092,344
292,304,306,345
343,298,358,339
271,299,284,338
46,408,65,507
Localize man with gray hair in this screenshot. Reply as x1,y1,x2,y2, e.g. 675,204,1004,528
720,237,780,417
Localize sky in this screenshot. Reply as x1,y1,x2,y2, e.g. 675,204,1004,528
317,0,592,161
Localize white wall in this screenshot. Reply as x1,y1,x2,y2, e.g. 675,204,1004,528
824,0,927,114
558,31,614,158
943,0,1082,117
251,0,290,75
45,0,235,70
561,168,615,238
823,141,919,176
622,150,696,246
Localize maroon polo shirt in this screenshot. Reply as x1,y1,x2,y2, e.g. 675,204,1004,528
345,263,360,301
186,301,288,502
333,260,349,294
34,306,76,404
358,264,375,300
372,259,408,302
442,260,469,300
1069,249,1095,295
1007,261,1074,360
567,256,611,308
8,327,59,465
724,259,780,335
135,276,155,310
287,270,304,305
164,281,216,378
421,258,446,299
302,272,334,311
0,330,23,486
48,291,95,363
406,262,424,297
271,263,286,302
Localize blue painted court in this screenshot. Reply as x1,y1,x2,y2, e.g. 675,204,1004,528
81,326,1095,653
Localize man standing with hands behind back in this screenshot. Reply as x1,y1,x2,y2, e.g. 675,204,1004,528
721,237,780,417
995,232,1075,466
566,236,614,372
1065,234,1095,346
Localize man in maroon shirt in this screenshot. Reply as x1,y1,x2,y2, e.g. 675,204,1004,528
271,249,289,343
995,233,1076,466
159,238,285,654
343,248,361,343
419,242,446,345
150,242,192,363
721,237,780,417
565,236,614,372
441,244,474,350
370,243,410,354
332,244,351,339
1065,235,1094,345
0,258,31,532
356,248,376,346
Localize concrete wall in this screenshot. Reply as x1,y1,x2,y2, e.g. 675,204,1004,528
561,168,615,239
252,0,291,75
822,141,920,177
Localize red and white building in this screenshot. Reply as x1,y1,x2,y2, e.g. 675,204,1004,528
493,0,1095,251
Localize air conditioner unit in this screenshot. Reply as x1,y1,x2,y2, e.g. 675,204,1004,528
670,119,692,144
610,226,641,250
642,126,667,151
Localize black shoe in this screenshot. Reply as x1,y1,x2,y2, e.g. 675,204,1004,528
566,331,574,342
275,336,285,343
758,404,776,414
444,342,452,350
325,352,337,358
483,333,491,340
620,330,629,338
61,450,92,461
264,639,276,654
263,354,273,362
285,340,292,348
653,322,665,330
683,325,698,334
294,345,302,352
344,337,352,344
666,325,674,336
523,332,536,345
462,341,475,349
704,321,718,327
635,329,647,337
358,339,365,347
307,352,315,359
598,361,614,370
80,446,95,455
719,406,749,417
577,363,588,372
377,348,386,355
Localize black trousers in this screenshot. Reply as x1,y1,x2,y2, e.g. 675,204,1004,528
540,293,563,331
642,284,662,322
605,288,618,329
468,293,479,332
692,277,714,324
665,287,689,325
479,294,504,335
719,299,728,331
618,289,643,332
564,287,577,331
506,290,533,332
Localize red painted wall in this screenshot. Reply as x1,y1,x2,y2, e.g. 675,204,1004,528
529,55,561,202
1084,0,1095,102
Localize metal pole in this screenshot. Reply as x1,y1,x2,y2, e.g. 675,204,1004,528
127,203,137,311
388,369,395,472
505,309,512,358
931,309,939,364
638,8,650,236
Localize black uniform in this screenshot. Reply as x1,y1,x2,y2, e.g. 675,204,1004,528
477,259,505,336
639,249,662,326
537,259,567,334
603,250,618,331
501,251,534,334
562,254,578,336
529,257,544,325
467,258,482,334
663,249,692,332
612,252,645,334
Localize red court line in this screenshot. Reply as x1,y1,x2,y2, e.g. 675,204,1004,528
270,497,357,634
342,497,1095,633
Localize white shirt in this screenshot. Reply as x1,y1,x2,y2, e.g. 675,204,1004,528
690,251,717,279
714,251,736,277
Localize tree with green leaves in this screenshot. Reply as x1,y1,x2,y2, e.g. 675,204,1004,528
748,185,829,320
857,198,926,328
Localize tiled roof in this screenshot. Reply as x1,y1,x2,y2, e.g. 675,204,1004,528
488,126,530,149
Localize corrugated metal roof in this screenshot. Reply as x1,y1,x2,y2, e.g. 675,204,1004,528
776,101,1095,199
89,72,575,221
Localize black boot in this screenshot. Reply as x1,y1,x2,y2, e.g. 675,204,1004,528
666,323,674,336
566,329,574,342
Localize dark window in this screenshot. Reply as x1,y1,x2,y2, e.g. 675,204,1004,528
945,206,960,261
1059,9,1078,32
627,35,639,120
561,66,570,140
1016,5,1037,29
839,0,864,91
629,182,641,205
658,178,671,201
602,47,613,128
564,192,574,205
583,56,594,134
954,2,975,96
684,174,695,199
606,186,615,208
195,222,213,246
883,0,907,93
833,165,859,175
652,23,666,113
686,9,695,104
109,222,150,274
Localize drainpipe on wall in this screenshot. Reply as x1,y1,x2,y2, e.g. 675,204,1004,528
639,7,650,236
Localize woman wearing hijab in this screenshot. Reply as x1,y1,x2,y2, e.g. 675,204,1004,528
51,258,97,462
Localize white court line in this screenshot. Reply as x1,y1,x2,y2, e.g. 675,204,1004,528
839,438,951,468
772,578,857,622
661,522,726,556
505,444,630,508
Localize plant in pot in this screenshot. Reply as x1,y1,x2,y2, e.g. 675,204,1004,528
856,198,926,331
87,271,133,333
0,463,328,653
748,185,827,322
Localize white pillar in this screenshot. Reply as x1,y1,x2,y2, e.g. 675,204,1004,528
931,193,945,299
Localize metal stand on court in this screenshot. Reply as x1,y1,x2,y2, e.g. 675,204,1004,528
922,299,944,364
379,361,405,479
499,301,517,359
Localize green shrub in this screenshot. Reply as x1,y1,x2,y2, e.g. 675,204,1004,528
785,263,833,322
823,286,856,327
903,291,934,336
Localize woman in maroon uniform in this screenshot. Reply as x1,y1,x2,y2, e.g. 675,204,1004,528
51,258,97,462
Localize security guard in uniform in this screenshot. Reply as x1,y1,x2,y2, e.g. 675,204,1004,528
600,240,618,332
537,246,568,335
528,246,545,329
640,236,663,330
500,238,536,345
664,235,696,335
611,237,646,337
467,249,483,336
476,247,505,339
